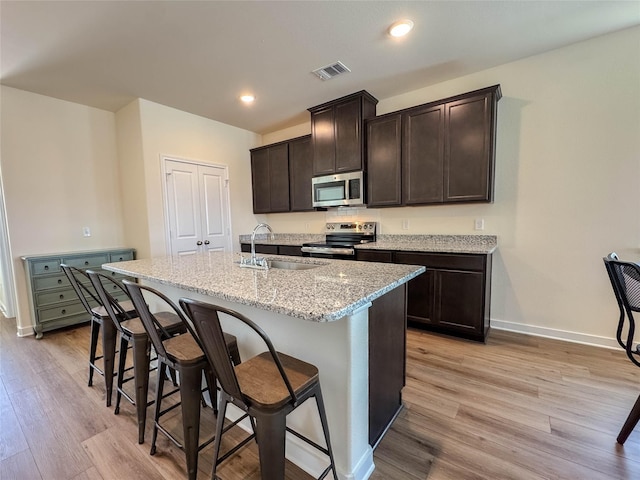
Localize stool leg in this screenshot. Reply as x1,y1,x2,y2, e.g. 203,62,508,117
618,394,640,444
315,387,338,479
132,334,151,444
211,393,229,480
102,318,117,407
254,410,286,480
114,334,129,415
150,362,167,456
179,363,203,480
88,316,100,386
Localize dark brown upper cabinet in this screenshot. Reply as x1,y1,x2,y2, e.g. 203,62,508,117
309,91,378,176
250,142,290,213
366,85,501,207
288,135,314,212
366,113,402,207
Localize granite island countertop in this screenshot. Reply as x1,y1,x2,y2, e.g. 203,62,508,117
102,252,424,322
240,233,497,254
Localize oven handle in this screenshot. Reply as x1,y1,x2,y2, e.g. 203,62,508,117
301,246,355,256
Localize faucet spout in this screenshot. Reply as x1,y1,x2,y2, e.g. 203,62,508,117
250,223,274,265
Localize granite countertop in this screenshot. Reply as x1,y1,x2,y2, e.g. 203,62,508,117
102,252,424,323
239,233,497,254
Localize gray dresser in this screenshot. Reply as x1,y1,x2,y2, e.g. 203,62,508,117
22,248,135,338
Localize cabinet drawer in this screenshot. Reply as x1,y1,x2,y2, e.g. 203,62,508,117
31,259,61,275
36,288,78,307
356,250,394,263
34,274,70,291
394,252,485,271
64,254,109,269
109,251,134,262
38,302,86,322
278,245,303,257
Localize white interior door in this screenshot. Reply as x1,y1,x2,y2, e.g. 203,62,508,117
164,158,232,256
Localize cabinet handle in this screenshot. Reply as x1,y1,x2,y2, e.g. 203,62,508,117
44,265,49,270
61,309,66,314
204,240,210,245
84,261,89,266
59,294,64,300
197,241,203,246
57,279,63,284
118,257,123,261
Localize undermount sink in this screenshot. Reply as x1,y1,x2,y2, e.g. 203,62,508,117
267,260,321,270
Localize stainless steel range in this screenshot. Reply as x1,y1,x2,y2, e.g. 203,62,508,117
301,222,376,259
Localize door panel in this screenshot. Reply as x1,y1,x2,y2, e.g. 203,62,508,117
165,159,231,256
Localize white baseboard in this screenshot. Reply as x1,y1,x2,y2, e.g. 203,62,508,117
16,323,34,337
491,318,621,350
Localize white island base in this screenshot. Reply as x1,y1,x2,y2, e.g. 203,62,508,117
153,282,375,480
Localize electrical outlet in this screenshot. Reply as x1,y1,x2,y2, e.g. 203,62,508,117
83,226,91,237
401,219,409,230
474,219,485,231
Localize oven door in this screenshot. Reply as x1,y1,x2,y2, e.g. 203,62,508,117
301,245,355,260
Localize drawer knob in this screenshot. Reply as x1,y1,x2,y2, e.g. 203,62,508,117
61,309,66,314
118,257,123,261
44,265,49,270
84,261,89,265
59,294,64,300
57,279,62,284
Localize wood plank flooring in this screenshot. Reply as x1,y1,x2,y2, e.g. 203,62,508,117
2,315,640,480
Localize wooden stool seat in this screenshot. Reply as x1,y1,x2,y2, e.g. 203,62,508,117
120,311,181,336
92,300,134,320
236,351,318,409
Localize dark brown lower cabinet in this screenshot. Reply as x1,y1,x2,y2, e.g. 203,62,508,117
240,243,302,256
368,283,406,447
357,249,491,342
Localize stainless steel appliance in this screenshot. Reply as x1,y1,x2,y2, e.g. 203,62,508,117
312,171,364,208
301,222,376,259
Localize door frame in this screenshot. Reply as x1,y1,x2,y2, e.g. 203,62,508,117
0,174,16,318
160,155,233,256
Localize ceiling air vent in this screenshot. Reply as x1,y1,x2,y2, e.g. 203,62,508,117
312,61,351,81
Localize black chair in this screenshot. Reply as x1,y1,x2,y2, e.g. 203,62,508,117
86,270,186,444
180,297,338,480
61,264,136,406
123,280,241,480
603,253,640,444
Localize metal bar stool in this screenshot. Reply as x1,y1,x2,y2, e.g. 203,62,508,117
123,280,241,480
603,254,640,444
61,264,136,406
87,270,186,444
180,297,338,480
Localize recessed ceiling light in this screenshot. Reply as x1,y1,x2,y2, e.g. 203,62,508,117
240,94,255,104
389,19,414,37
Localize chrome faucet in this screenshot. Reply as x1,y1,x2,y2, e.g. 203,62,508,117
240,223,275,270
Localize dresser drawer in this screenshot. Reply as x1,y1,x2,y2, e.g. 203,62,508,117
64,254,109,269
34,274,70,291
38,302,87,323
31,259,61,275
109,251,134,262
36,288,78,307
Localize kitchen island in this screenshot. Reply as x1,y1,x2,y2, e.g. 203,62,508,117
103,251,424,480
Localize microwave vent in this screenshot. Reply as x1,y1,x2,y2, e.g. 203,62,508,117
312,61,351,81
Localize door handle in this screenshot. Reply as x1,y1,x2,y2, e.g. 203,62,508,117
204,240,210,245
196,241,203,246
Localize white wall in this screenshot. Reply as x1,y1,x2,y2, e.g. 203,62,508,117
0,86,126,335
257,26,640,345
128,99,261,256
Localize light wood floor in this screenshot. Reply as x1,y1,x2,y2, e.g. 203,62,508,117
2,315,640,480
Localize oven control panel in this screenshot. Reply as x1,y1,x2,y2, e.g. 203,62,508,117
325,222,376,233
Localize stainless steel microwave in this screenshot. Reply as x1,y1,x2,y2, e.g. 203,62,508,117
312,171,364,208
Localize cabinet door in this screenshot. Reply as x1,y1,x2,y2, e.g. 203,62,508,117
436,269,485,333
402,104,445,204
289,136,313,211
335,98,363,172
366,115,402,207
444,92,493,202
311,106,336,175
251,149,271,213
268,143,290,212
393,252,436,325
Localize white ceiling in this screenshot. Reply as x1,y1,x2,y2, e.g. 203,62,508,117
2,1,639,134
